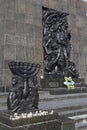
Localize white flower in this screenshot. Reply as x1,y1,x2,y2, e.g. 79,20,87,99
50,110,54,114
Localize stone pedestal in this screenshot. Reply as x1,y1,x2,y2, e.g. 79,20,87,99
40,78,85,88
0,110,75,130
40,78,64,88
0,110,57,127
40,77,86,94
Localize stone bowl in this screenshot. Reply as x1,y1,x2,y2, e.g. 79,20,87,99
8,61,41,78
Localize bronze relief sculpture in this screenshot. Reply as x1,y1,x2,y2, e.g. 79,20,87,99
42,7,79,78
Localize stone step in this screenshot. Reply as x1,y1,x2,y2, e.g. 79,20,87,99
69,114,87,130
1,92,87,104
0,92,87,123
39,92,87,122
0,92,8,98
0,92,87,111
39,92,87,101
0,92,87,129
78,127,87,130
50,87,87,95
58,107,87,117
39,97,87,110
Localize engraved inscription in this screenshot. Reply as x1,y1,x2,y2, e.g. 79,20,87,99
48,82,59,88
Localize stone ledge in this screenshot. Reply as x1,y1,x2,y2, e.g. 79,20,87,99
50,87,87,95
0,111,75,130
0,110,58,127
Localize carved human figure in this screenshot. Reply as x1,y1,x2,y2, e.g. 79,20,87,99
7,61,40,112
7,75,23,112
42,7,79,78
7,76,39,112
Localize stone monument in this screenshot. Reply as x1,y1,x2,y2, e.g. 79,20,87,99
7,61,41,112
41,7,86,93
0,7,75,129
0,61,58,129
0,61,75,130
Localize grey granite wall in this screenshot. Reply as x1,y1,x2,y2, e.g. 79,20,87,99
0,0,87,90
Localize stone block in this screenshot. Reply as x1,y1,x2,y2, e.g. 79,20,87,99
82,26,87,37
5,20,15,34
0,111,58,127
25,14,34,24
81,87,87,93
76,8,81,16
68,0,75,8
85,54,87,64
25,120,61,130
76,15,84,28
4,60,11,69
0,45,4,61
0,61,3,69
76,0,85,16
26,47,34,62
69,7,76,15
5,34,16,45
34,26,42,42
0,86,5,92
33,17,42,27
3,69,12,86
68,87,81,94
0,69,3,85
77,27,82,37
16,45,26,61
15,0,26,13
35,40,42,50
25,23,34,34
42,0,49,7
0,13,4,23
5,7,15,21
84,46,87,54
33,4,42,18
50,88,68,95
5,0,15,10
25,1,33,15
48,0,60,10
33,0,42,5
0,111,75,130
79,55,85,66
15,13,25,22
35,48,43,63
0,22,4,34
16,21,24,34
68,14,76,29
4,44,16,60
15,35,26,46
62,0,69,12
54,0,63,11
72,45,79,54
40,78,64,88
0,123,25,130
26,34,35,47
0,0,4,14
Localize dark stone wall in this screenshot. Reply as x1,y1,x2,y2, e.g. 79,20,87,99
0,0,87,89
